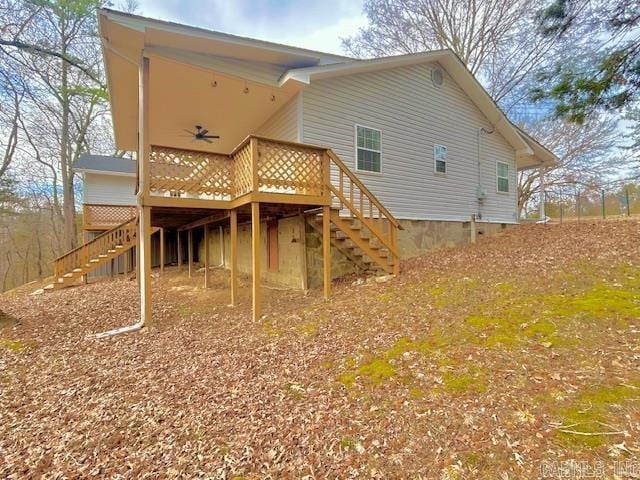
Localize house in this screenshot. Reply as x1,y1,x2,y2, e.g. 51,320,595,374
51,9,557,326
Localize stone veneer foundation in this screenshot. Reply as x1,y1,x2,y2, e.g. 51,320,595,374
199,216,515,290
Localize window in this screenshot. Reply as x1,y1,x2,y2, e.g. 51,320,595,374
356,125,381,172
497,161,509,193
434,145,447,174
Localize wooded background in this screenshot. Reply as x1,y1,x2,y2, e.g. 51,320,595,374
1,0,638,291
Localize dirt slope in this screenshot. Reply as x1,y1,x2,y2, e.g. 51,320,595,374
1,221,639,478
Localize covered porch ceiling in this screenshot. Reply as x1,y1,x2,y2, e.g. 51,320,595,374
99,9,332,153
107,50,302,153
147,54,301,153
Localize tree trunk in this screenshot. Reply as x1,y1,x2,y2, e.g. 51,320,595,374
59,36,76,252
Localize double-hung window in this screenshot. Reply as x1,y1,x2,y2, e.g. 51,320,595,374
497,161,509,193
356,125,381,173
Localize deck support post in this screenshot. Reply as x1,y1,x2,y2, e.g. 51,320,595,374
230,209,238,306
124,246,130,275
204,224,209,288
391,225,400,276
188,228,193,278
160,227,165,274
251,202,261,321
322,205,331,300
82,231,89,284
136,244,140,286
177,230,182,270
139,205,152,325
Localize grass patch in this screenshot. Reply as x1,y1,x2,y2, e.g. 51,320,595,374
441,366,488,394
356,358,396,385
555,382,640,448
0,339,26,352
295,321,318,336
261,318,282,337
339,436,356,449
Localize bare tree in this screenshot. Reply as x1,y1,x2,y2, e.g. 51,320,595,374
0,69,24,178
517,115,619,215
0,0,109,251
342,0,571,106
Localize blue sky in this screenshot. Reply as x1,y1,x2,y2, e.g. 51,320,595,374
135,0,367,55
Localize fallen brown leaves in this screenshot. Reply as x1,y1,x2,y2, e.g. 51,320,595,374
1,220,639,478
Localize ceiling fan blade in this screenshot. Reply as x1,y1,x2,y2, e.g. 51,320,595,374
183,129,195,136
203,135,220,139
202,137,213,143
199,129,209,136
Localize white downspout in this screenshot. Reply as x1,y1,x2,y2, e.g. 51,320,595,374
88,49,145,340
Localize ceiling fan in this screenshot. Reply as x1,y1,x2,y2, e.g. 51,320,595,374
182,125,220,143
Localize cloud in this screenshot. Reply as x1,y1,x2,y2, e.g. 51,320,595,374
135,0,366,55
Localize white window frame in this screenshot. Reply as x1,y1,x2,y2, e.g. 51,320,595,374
496,161,510,193
354,124,382,174
434,144,447,174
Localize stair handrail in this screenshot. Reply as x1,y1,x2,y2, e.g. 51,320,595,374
326,150,402,229
325,149,401,274
53,216,138,278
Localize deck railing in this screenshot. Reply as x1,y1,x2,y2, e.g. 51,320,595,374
145,135,401,272
83,204,137,230
148,136,327,201
53,217,138,278
327,150,401,258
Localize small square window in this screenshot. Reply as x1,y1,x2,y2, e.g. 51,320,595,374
434,145,447,174
356,125,381,172
497,161,509,193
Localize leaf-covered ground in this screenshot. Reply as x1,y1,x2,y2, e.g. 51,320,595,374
1,221,639,479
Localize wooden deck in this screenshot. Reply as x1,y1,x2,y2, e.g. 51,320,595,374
144,136,329,210
53,134,402,324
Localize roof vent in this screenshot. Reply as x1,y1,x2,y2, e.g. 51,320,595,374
432,68,444,87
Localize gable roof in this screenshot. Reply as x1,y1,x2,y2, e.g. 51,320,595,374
98,9,557,168
74,154,137,176
282,51,557,168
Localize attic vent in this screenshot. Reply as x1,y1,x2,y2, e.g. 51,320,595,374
432,68,444,87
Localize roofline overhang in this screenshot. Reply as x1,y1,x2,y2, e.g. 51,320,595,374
75,168,137,177
98,8,351,65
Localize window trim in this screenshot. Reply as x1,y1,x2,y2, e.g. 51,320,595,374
496,161,510,193
354,124,382,174
434,144,447,175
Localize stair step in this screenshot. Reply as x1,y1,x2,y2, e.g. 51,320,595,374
98,254,108,259
63,273,74,278
115,245,124,249
90,259,100,263
72,268,83,273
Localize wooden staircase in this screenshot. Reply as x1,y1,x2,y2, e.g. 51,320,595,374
308,150,401,276
46,217,139,291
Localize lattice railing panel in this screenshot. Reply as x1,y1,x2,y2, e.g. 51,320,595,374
84,204,137,228
232,141,253,197
257,140,324,196
150,146,234,198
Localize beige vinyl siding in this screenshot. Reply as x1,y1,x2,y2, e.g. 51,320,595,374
255,94,300,141
301,62,519,223
83,173,136,205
